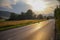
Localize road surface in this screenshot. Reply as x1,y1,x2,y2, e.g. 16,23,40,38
0,19,55,40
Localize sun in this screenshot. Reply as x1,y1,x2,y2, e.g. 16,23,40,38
26,0,47,11
32,1,46,11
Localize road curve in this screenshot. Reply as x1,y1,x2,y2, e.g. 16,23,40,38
0,19,55,40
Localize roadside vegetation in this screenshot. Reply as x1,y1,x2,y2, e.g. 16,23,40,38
55,19,60,40
54,4,60,40
0,20,45,31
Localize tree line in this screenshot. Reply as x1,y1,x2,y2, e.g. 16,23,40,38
8,9,43,20
8,9,54,21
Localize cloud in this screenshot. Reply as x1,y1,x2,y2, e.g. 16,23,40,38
0,0,59,14
44,0,57,1
9,1,32,13
0,0,19,9
0,0,32,13
0,0,11,8
10,0,19,4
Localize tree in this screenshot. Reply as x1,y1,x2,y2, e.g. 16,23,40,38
37,14,43,19
54,6,60,19
54,1,60,40
20,12,25,20
58,0,60,1
25,9,34,19
54,0,60,19
57,0,60,8
9,13,17,20
33,14,36,19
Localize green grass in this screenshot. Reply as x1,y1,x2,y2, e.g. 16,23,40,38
0,20,44,31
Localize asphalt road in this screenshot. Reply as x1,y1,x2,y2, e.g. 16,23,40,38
0,19,55,40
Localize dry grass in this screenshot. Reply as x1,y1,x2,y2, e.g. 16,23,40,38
0,20,42,27
0,20,44,31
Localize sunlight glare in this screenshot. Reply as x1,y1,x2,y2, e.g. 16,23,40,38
26,0,47,11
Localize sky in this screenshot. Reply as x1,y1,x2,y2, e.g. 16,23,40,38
0,0,59,15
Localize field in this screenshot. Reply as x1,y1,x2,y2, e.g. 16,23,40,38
0,20,44,31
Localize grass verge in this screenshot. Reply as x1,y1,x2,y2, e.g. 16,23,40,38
0,20,44,31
